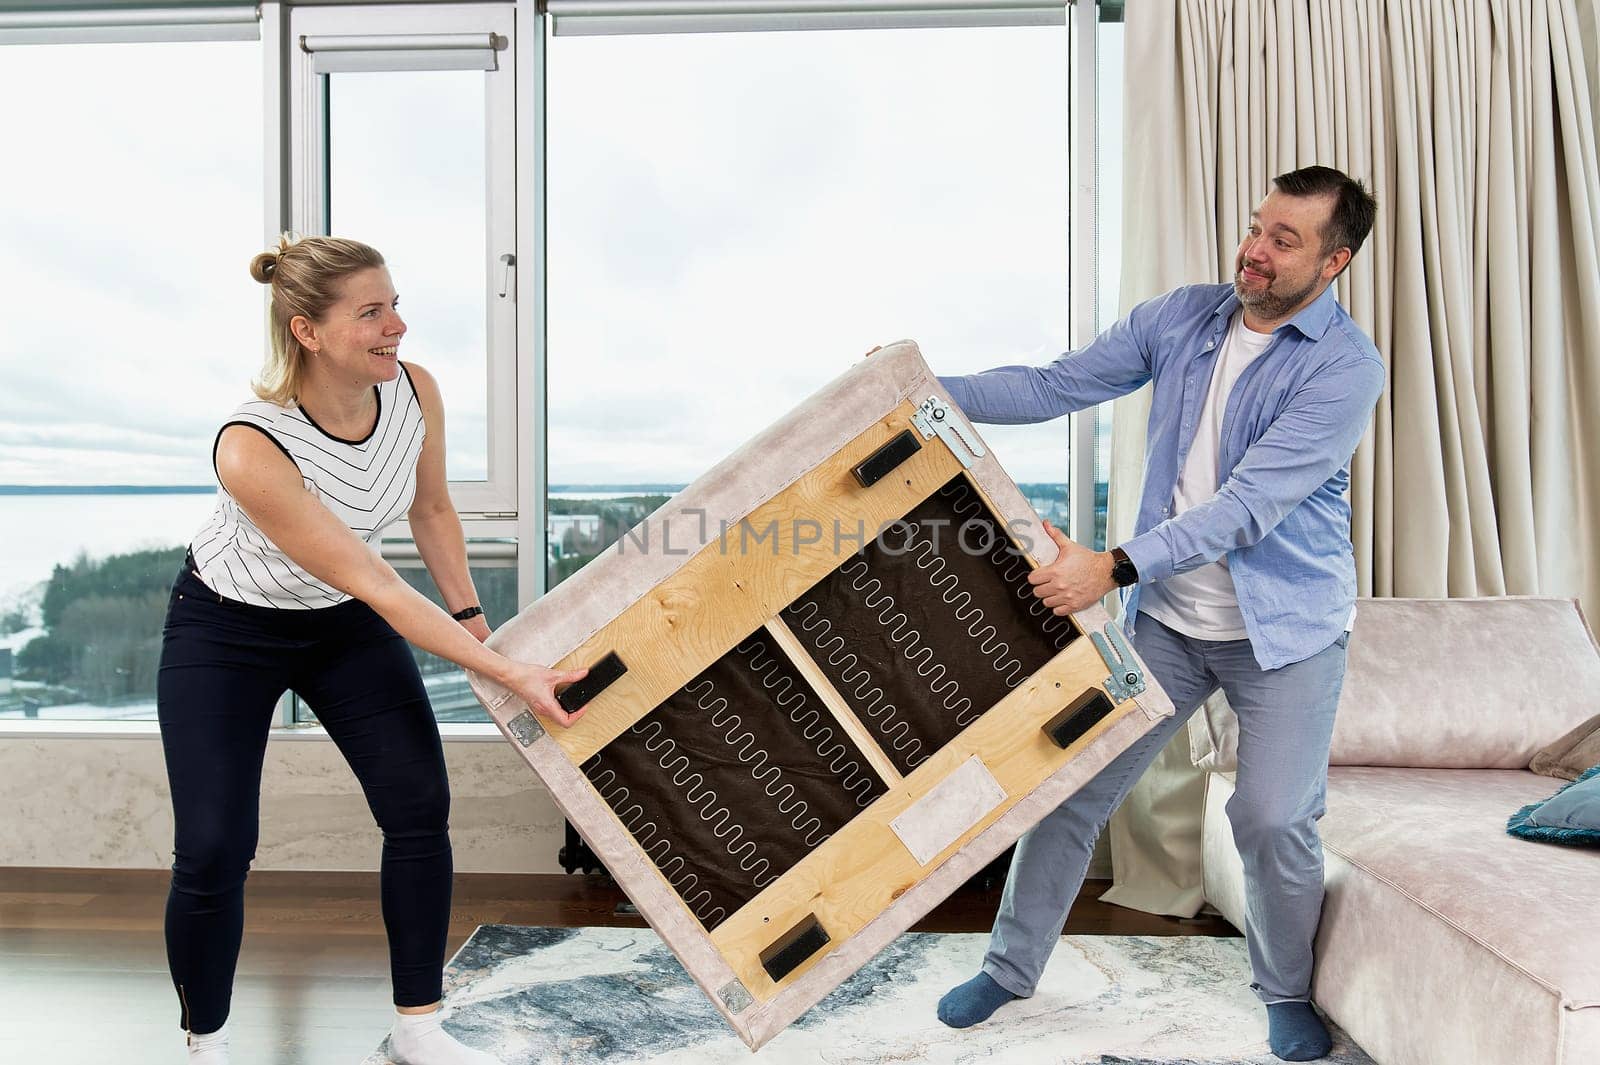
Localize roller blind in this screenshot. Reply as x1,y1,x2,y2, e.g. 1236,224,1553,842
544,0,1068,37
0,3,258,45
299,31,500,73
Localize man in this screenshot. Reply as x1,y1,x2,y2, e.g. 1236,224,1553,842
932,166,1384,1063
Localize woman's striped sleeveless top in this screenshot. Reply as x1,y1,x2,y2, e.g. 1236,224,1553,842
190,366,425,609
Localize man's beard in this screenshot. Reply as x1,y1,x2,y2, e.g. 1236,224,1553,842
1234,265,1319,321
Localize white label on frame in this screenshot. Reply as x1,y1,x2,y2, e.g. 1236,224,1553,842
889,755,1006,866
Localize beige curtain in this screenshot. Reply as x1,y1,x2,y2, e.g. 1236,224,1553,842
1101,0,1600,916
1583,1,1600,154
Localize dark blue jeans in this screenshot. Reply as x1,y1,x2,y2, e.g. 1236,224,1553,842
157,563,452,1035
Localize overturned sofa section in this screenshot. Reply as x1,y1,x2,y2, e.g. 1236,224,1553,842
468,341,1174,1049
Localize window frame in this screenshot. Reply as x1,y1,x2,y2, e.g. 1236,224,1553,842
0,13,270,727
286,1,520,517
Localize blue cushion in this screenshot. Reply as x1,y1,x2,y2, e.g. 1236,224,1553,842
1530,765,1600,828
1508,764,1600,846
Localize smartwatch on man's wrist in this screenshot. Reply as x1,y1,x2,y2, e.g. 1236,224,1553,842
1109,547,1139,588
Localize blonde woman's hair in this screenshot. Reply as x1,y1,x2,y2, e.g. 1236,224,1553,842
248,234,386,405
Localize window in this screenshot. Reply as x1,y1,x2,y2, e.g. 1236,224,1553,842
1,2,1127,727
286,3,517,724
293,540,516,727
327,70,493,482
0,37,262,721
392,547,517,723
289,2,517,513
545,24,1072,586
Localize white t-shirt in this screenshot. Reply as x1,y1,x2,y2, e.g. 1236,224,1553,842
1139,312,1275,641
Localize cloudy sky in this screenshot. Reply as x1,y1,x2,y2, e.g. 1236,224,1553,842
1,40,265,486
0,21,1121,490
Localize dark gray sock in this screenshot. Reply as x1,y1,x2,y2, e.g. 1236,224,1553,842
1267,1001,1332,1061
936,971,1018,1029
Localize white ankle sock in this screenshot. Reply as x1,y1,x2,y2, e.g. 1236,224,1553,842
388,1009,502,1065
186,1022,229,1064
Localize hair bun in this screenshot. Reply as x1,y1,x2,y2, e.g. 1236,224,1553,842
249,250,279,284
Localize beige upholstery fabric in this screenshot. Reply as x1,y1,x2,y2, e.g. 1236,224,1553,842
1191,597,1600,773
1203,768,1600,1065
1200,597,1600,1063
1531,712,1600,780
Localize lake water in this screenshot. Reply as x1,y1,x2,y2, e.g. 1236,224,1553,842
0,493,219,605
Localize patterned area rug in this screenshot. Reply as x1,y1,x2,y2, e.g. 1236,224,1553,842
363,926,1376,1064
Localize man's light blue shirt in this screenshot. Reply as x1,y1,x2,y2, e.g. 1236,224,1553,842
938,282,1385,671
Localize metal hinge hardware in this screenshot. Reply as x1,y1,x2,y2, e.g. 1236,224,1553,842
1090,622,1145,703
911,396,986,468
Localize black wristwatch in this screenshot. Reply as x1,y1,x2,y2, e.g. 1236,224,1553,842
451,605,485,622
1109,547,1139,588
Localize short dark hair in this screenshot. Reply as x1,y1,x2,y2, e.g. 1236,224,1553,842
1271,165,1377,262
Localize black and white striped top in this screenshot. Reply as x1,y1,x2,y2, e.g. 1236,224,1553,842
190,366,426,609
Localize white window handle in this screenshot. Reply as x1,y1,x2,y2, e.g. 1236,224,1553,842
498,253,516,299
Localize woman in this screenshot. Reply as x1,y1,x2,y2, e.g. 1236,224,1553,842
158,235,585,1065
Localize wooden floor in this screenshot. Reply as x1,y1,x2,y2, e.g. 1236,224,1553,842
1,867,1237,1065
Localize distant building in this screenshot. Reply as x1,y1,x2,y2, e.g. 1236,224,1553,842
0,647,11,695
547,514,603,562
549,514,601,540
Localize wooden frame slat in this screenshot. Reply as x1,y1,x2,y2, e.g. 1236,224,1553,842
762,617,904,789
548,403,964,764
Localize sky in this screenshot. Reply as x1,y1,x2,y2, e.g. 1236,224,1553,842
0,21,1122,490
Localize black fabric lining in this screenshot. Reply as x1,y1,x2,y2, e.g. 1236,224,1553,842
213,419,296,482
274,384,416,475
581,627,888,932
582,475,1078,929
782,474,1078,777
297,382,383,445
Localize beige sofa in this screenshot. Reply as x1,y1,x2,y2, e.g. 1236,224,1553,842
1193,597,1600,1065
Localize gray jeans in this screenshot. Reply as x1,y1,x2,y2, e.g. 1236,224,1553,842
982,611,1348,1004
